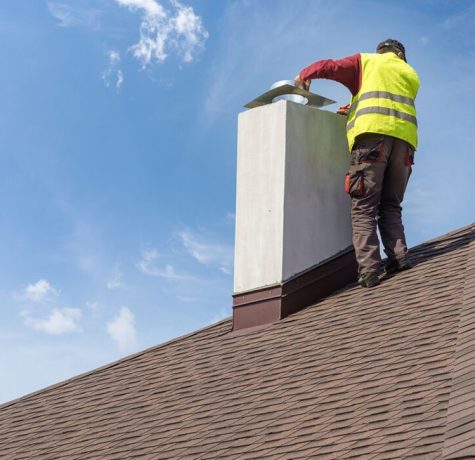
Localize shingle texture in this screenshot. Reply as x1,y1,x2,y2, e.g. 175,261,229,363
1,223,474,459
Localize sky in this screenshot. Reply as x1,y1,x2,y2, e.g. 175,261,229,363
0,0,474,404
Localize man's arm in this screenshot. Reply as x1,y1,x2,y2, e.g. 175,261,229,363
297,53,362,96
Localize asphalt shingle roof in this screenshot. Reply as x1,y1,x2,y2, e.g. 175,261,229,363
1,222,474,459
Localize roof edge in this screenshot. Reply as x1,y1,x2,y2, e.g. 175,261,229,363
0,316,232,410
411,221,474,250
442,224,475,458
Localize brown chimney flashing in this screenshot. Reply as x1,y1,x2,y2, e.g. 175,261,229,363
232,247,358,331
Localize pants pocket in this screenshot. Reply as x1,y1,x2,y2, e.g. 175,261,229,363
345,170,365,197
353,138,385,163
405,145,415,166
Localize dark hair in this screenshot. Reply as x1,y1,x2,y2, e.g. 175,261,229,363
376,39,406,62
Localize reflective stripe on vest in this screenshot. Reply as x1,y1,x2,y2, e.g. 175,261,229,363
346,53,420,151
347,106,418,132
347,90,415,117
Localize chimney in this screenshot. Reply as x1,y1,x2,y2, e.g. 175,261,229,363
232,85,358,331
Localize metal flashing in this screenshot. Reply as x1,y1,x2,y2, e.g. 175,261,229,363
244,84,335,109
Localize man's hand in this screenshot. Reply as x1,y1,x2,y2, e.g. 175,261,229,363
295,74,311,91
337,104,350,116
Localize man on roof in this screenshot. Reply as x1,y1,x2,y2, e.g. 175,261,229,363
296,39,420,288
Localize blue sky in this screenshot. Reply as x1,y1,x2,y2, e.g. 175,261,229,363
0,0,473,404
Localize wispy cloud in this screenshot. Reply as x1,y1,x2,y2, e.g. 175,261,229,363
102,50,124,90
86,301,100,319
24,279,59,302
21,308,82,335
443,3,475,30
107,263,123,289
106,307,137,350
138,247,159,266
116,0,208,68
178,229,233,275
135,220,234,304
137,248,193,280
48,2,101,29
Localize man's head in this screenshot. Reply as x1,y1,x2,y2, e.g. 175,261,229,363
376,39,406,62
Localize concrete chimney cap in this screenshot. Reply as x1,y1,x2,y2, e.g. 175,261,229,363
244,80,335,109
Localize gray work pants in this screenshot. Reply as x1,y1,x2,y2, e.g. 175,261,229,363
346,134,414,274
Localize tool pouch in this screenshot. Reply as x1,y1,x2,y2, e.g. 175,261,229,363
345,170,365,197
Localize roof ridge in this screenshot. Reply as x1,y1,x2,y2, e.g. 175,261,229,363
0,316,232,410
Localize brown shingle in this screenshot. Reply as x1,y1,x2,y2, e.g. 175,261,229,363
0,222,474,458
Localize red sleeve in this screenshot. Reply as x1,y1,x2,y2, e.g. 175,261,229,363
299,53,362,96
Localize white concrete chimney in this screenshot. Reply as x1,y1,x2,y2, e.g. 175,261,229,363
232,99,357,331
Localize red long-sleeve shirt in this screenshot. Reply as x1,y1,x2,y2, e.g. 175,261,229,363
299,53,362,97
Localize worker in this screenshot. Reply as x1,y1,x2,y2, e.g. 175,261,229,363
295,39,420,288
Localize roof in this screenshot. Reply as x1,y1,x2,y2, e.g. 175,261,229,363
1,222,474,459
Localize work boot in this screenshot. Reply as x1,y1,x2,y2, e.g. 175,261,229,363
384,256,413,276
358,272,381,288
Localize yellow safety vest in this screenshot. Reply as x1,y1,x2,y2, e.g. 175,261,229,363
346,52,420,151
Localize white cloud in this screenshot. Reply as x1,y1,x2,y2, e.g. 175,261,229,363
24,279,59,302
178,230,233,275
116,0,208,67
102,50,124,90
117,0,166,16
170,1,207,63
48,2,101,29
107,307,137,351
137,248,192,280
22,308,82,335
